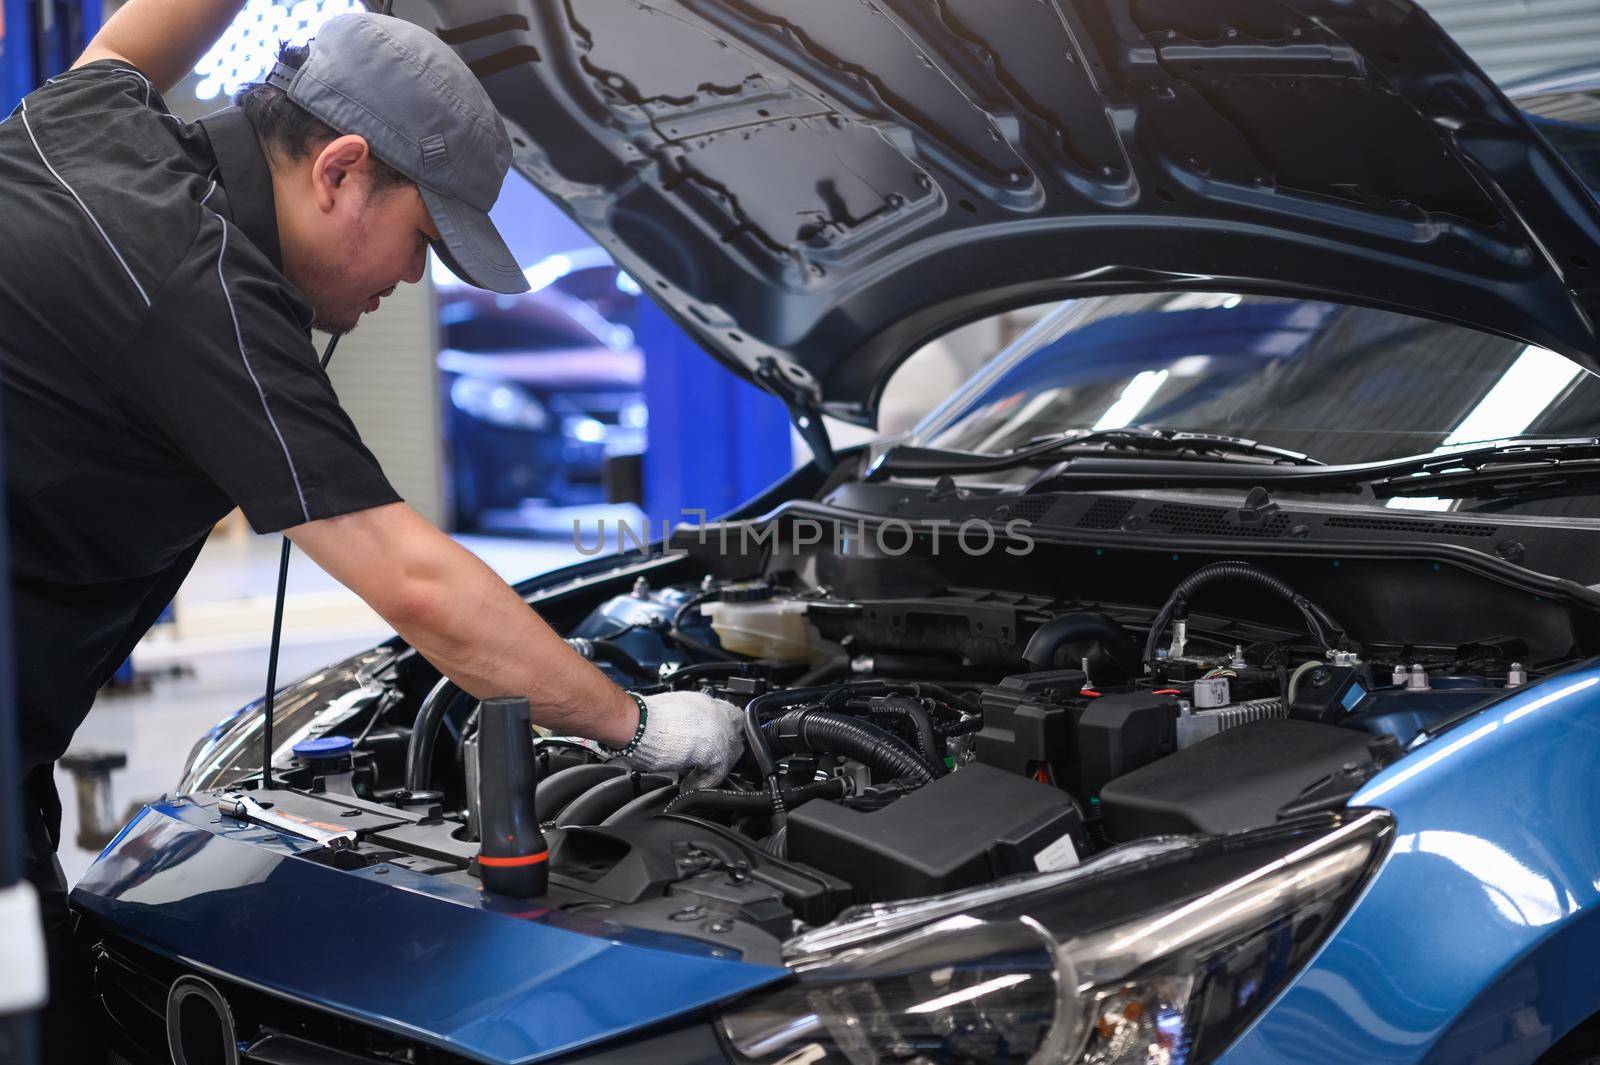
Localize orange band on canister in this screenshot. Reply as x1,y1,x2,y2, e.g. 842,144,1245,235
477,851,549,868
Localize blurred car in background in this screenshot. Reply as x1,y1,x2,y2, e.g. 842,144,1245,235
437,262,646,533
528,245,646,331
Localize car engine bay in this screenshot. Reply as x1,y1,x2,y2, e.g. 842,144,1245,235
210,490,1600,966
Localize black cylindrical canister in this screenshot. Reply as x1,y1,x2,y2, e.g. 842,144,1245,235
476,696,548,897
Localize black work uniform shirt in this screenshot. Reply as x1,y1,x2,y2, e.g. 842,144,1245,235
0,61,401,779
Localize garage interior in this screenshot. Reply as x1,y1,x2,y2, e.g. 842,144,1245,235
4,1,1600,1063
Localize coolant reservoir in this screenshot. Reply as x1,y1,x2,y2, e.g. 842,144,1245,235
700,584,822,662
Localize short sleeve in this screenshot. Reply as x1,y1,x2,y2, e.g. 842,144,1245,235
119,214,402,532
21,59,165,123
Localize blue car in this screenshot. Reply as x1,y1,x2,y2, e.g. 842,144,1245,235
437,274,646,532
71,4,1600,1064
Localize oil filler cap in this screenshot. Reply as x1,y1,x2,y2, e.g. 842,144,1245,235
292,736,354,761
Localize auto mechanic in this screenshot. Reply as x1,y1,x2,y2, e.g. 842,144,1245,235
0,4,746,1060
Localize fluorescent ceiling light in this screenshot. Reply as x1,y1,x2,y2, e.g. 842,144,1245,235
1093,369,1169,431
1388,344,1581,510
524,253,573,293
192,0,363,101
1437,345,1581,449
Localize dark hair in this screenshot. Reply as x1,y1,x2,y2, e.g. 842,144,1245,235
235,42,411,197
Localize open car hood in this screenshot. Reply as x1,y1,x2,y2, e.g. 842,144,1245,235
411,0,1600,422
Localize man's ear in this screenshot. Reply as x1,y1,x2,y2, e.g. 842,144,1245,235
311,134,373,213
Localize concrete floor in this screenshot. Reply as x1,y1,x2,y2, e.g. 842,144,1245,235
53,529,581,886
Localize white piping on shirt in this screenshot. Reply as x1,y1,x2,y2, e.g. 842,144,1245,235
199,180,218,205
46,63,156,109
18,97,151,308
214,217,311,523
50,64,154,107
125,67,153,107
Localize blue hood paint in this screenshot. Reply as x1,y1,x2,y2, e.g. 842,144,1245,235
71,799,786,1064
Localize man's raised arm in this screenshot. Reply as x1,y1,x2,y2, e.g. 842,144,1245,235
73,0,245,94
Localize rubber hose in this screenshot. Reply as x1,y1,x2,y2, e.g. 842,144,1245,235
934,716,984,737
1024,612,1142,678
405,677,463,794
670,589,739,662
1142,560,1352,665
665,777,847,818
902,682,982,715
867,695,944,776
861,653,971,679
762,824,789,858
666,662,753,688
792,656,851,688
742,682,897,780
585,639,656,681
762,710,935,785
1286,659,1324,707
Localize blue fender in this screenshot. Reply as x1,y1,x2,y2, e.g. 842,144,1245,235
1223,666,1600,1063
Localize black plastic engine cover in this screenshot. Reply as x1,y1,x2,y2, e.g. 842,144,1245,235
787,764,1085,901
1098,719,1377,840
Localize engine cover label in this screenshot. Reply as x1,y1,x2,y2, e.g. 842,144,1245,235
1033,832,1080,872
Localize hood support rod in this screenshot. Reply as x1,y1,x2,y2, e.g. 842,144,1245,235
756,358,835,473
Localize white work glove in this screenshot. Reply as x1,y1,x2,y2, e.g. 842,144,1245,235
613,690,745,792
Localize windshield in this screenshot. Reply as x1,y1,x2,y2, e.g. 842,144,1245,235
912,293,1600,516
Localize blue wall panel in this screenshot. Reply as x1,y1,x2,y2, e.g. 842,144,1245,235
635,299,793,527
1,0,101,114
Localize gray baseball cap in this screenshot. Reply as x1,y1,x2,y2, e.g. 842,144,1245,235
265,13,529,294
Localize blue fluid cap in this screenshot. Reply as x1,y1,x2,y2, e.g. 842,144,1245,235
292,735,354,761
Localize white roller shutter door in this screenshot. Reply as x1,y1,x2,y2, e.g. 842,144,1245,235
1421,0,1600,84
322,278,446,527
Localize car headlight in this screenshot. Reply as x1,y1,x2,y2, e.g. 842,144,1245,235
449,377,549,430
718,810,1391,1065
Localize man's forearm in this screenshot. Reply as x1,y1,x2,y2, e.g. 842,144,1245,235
390,551,641,745
74,0,245,94
288,504,640,747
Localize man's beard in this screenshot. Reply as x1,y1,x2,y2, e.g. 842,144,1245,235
311,306,363,335
287,225,368,336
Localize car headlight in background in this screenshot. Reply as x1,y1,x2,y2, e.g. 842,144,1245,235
718,811,1392,1065
449,377,550,431
566,416,608,444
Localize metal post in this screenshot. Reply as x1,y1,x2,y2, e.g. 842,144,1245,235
0,257,39,1063
2,0,105,114
0,5,101,1058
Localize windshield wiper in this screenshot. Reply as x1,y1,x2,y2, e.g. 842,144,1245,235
866,427,1320,480
1370,440,1600,506
991,436,1600,497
